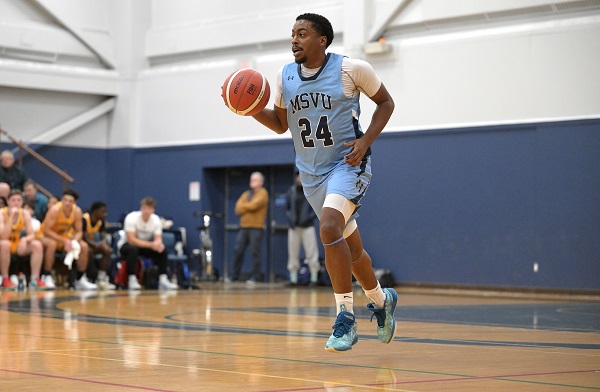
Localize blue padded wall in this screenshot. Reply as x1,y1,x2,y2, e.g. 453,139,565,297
20,119,600,291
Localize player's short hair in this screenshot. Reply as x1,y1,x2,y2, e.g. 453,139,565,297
90,201,107,213
140,196,156,208
296,13,334,48
63,188,79,201
7,189,23,199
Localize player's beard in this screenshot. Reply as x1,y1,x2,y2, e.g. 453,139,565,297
294,55,307,64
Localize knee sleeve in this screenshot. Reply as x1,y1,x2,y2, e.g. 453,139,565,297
323,194,355,224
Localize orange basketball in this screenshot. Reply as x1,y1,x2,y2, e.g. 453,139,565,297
221,68,270,116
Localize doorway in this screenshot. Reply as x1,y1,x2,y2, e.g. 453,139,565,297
203,164,295,282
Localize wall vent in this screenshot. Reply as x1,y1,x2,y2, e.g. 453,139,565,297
554,0,600,11
488,5,555,20
390,1,600,36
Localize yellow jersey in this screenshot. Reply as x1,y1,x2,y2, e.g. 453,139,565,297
1,207,24,254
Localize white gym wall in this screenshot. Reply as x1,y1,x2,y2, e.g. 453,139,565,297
0,0,599,148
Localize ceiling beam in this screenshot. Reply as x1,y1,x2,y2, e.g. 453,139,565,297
368,0,413,41
32,0,116,69
0,59,119,95
30,98,117,145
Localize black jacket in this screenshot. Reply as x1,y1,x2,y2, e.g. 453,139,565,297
0,165,28,190
285,185,317,228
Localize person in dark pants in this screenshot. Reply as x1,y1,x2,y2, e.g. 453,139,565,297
82,201,115,290
230,172,269,284
285,171,320,286
118,196,177,290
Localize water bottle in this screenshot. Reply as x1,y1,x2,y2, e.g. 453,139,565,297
17,273,25,292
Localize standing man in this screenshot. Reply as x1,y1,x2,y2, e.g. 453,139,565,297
247,13,397,351
118,196,178,290
23,179,49,221
230,172,269,284
0,190,47,290
285,171,320,286
82,201,116,290
41,188,97,290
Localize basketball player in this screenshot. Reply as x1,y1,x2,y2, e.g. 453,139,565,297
41,188,97,290
0,190,47,290
118,196,178,291
82,201,116,290
250,13,396,351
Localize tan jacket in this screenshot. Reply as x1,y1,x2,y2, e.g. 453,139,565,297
235,187,269,229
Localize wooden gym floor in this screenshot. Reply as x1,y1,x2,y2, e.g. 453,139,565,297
1,283,599,391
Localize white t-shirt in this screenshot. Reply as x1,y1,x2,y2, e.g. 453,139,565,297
123,211,162,242
31,217,41,233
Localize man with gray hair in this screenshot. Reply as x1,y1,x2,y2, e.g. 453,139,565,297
0,150,29,198
230,171,269,284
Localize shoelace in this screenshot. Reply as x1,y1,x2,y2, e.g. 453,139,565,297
369,308,386,328
332,319,353,337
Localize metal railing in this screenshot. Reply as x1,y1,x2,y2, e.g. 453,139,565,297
0,126,74,198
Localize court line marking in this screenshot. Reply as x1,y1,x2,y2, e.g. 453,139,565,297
3,294,600,390
10,294,599,351
0,368,175,391
0,352,415,392
19,335,598,391
2,321,599,391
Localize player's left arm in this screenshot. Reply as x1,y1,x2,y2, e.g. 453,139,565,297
344,62,395,166
0,211,8,240
72,207,84,241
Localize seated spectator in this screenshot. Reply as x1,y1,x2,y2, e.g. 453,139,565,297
0,190,47,290
40,188,97,290
82,201,116,290
0,150,28,199
117,196,177,290
23,179,49,221
47,195,58,210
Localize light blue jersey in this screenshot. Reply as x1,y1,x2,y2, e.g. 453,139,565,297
282,53,370,176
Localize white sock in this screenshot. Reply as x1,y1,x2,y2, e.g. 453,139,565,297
334,292,354,314
98,270,108,281
159,274,169,282
289,271,298,284
364,281,386,308
310,272,318,283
